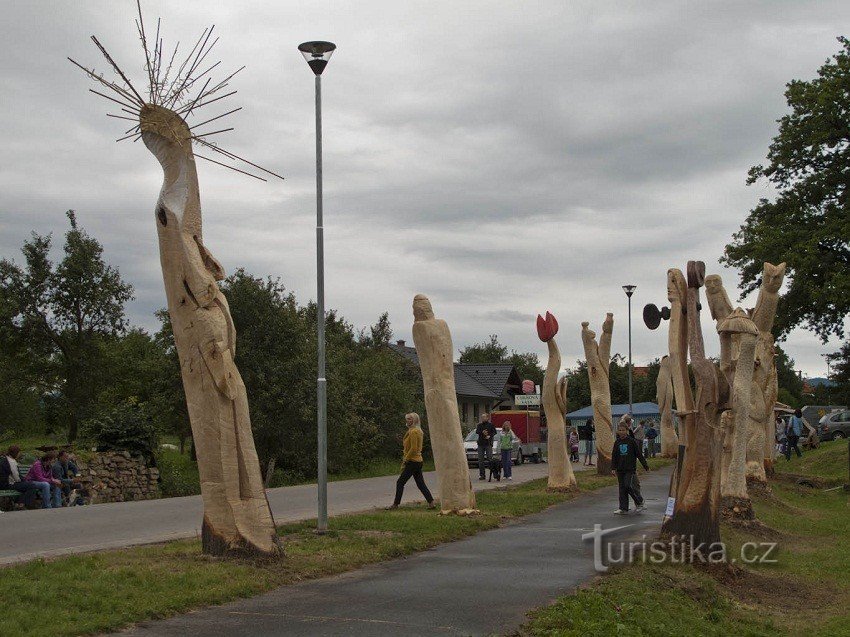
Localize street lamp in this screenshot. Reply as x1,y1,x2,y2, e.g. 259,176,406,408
622,285,637,416
299,40,336,534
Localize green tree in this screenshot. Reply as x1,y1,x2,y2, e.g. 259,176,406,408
0,211,134,441
826,341,850,407
722,37,850,342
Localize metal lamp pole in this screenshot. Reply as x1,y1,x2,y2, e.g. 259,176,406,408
299,40,336,534
623,285,637,415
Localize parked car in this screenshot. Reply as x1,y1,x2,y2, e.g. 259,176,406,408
818,410,850,441
464,430,522,466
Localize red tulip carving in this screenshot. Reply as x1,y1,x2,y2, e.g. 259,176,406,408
536,311,559,342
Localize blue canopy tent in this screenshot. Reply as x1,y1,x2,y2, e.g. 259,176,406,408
565,402,674,449
566,402,660,425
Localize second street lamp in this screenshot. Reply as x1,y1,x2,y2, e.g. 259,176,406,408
622,284,637,416
299,40,336,534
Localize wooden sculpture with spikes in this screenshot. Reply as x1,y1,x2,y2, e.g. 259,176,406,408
536,312,576,491
70,3,282,557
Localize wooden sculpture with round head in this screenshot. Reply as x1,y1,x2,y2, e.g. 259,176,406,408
70,4,283,557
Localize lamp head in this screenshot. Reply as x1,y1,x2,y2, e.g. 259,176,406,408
298,41,336,75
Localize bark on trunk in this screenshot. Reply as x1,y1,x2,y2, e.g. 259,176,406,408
412,295,477,513
656,356,679,457
718,312,758,510
748,263,786,484
543,338,576,490
141,104,279,558
660,266,721,547
580,315,615,475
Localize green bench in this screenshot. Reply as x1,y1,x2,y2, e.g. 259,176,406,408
0,464,33,508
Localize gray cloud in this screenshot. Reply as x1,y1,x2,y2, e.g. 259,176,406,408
1,0,848,377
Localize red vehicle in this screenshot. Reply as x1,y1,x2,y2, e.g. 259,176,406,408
491,410,546,464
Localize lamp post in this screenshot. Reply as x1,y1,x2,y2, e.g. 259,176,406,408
299,40,336,534
622,285,637,416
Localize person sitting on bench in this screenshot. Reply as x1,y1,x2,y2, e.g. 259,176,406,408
0,445,41,508
25,452,63,509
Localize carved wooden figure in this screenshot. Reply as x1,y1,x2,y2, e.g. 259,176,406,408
580,314,615,474
656,356,679,458
717,308,759,519
71,10,284,556
660,265,722,546
537,312,576,490
412,295,477,513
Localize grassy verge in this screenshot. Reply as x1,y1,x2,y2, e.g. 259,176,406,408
774,438,849,486
521,451,850,636
0,460,670,637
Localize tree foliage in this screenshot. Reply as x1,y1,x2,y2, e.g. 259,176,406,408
722,37,850,342
458,334,544,386
0,211,134,440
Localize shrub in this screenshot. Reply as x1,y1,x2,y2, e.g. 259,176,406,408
81,399,159,461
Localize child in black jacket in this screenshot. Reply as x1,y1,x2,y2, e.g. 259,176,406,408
611,424,650,514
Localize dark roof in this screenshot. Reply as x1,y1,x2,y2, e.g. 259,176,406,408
453,367,499,399
454,364,519,397
387,342,419,366
386,344,515,400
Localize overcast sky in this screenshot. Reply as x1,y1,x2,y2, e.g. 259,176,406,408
2,1,848,378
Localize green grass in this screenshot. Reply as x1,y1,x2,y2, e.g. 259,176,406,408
0,461,669,637
521,452,850,636
774,438,850,485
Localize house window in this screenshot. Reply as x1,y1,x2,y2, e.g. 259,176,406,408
473,403,480,423
461,402,468,423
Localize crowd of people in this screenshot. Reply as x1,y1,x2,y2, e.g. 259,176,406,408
0,445,84,511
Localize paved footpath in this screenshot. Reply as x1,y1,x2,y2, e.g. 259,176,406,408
0,462,564,566
118,468,672,637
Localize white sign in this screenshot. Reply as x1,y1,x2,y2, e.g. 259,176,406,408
515,394,541,406
665,497,676,517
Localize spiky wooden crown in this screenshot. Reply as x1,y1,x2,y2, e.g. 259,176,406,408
70,1,283,182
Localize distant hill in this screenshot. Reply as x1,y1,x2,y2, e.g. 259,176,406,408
806,377,835,388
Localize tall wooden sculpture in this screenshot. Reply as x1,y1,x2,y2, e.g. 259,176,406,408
717,308,759,519
580,315,615,474
749,263,786,482
412,295,477,514
537,312,576,490
656,356,679,458
71,6,282,556
660,264,721,546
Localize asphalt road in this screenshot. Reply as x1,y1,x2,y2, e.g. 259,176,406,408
0,461,564,565
116,468,671,637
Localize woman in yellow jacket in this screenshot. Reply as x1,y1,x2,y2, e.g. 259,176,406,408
387,413,436,509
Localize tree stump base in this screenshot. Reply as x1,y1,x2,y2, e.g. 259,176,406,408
720,496,755,521
439,508,480,516
746,478,771,495
546,484,578,493
201,516,283,559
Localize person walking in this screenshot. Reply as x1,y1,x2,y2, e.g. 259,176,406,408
496,422,515,481
784,409,804,460
645,422,658,458
387,413,436,510
476,413,497,480
580,417,595,466
611,424,649,514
